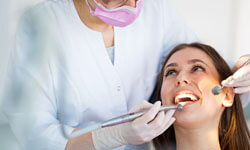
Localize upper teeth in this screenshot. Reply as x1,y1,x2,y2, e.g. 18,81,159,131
175,94,199,104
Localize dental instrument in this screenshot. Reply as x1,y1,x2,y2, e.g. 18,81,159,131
212,59,250,95
60,104,182,139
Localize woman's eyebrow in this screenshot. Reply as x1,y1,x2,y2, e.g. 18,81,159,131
188,59,209,67
164,63,178,70
164,59,209,71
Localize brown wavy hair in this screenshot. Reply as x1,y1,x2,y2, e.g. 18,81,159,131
152,43,250,150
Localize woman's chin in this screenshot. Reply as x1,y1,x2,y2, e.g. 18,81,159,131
173,101,221,128
173,107,205,128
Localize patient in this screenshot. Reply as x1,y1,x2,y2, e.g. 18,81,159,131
152,43,250,150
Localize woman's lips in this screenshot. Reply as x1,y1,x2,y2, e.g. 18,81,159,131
176,100,199,107
174,91,200,107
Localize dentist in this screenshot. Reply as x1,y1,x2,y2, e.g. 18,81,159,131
2,0,249,150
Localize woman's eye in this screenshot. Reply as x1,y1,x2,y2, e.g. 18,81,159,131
192,65,205,72
166,69,177,76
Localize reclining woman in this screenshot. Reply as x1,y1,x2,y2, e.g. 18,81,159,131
151,43,250,150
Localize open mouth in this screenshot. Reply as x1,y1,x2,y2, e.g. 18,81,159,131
174,92,200,106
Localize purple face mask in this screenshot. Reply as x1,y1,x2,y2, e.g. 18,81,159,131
86,0,143,27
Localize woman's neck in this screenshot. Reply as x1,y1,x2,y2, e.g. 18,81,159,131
174,126,221,150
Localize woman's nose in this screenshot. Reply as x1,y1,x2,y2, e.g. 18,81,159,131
176,80,189,86
175,73,190,86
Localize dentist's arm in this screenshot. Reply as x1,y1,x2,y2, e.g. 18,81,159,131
65,131,95,150
66,101,176,150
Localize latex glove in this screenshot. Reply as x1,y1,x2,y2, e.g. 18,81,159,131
92,101,176,150
222,54,250,94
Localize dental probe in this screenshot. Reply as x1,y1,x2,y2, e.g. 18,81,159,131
212,59,250,95
66,105,182,139
102,104,183,127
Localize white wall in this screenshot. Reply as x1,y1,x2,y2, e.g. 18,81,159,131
172,0,250,63
233,0,250,60
172,0,234,61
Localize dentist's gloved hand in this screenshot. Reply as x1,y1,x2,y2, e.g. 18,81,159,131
92,101,176,150
222,54,250,94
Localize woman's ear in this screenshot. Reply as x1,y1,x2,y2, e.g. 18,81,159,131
222,87,235,107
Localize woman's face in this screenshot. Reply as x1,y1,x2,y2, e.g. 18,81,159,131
161,48,227,128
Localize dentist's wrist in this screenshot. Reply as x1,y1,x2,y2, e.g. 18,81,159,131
92,124,128,150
